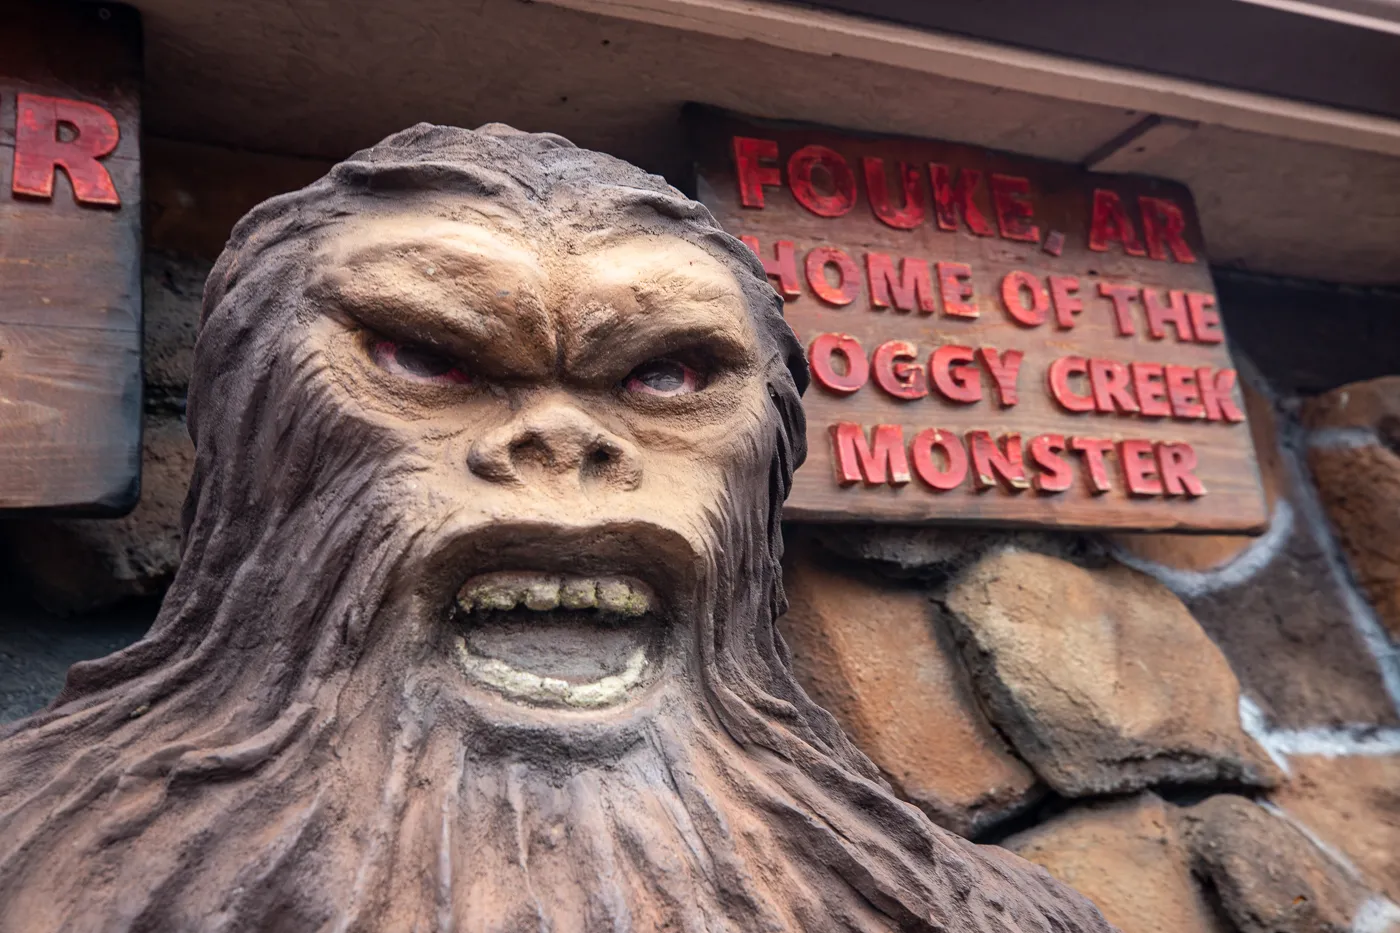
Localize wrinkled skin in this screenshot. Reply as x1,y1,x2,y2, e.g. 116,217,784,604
0,124,1115,933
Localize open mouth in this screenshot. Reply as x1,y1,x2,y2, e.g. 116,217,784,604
452,571,662,709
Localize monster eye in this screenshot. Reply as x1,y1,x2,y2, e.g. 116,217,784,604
623,358,702,397
370,340,470,386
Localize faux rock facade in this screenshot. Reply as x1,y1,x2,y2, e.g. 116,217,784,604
943,549,1279,796
1007,793,1374,933
779,534,1041,837
776,364,1400,933
1304,377,1400,641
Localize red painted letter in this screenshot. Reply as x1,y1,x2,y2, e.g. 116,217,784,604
930,345,981,404
1158,443,1207,496
805,247,861,306
1131,362,1171,417
1089,358,1140,414
1071,437,1116,494
866,253,935,313
937,261,977,318
968,431,1029,492
990,174,1039,242
1165,365,1205,419
1120,439,1163,496
912,428,968,491
1000,271,1049,327
1198,368,1245,422
731,136,780,209
1142,288,1195,342
1029,434,1074,493
831,423,910,486
1098,282,1140,337
740,236,801,299
788,145,856,218
1139,196,1196,263
12,93,121,206
872,340,929,400
929,164,993,236
863,157,925,230
1186,292,1223,343
1048,356,1095,413
1088,189,1145,256
808,333,869,394
979,347,1024,407
1049,275,1083,329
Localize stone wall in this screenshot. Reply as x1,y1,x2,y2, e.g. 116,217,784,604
781,365,1400,931
0,140,1397,932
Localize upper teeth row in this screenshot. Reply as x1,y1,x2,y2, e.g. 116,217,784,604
457,573,654,617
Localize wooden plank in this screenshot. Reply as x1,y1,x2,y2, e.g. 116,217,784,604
0,324,141,510
0,160,141,331
0,2,142,513
693,110,1269,533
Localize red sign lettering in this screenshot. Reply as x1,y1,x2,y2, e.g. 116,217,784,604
12,93,121,206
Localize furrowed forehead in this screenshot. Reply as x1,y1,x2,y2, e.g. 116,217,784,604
552,235,758,379
564,236,751,323
308,211,557,377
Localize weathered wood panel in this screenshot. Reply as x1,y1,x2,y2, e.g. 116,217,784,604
694,111,1268,532
0,2,143,512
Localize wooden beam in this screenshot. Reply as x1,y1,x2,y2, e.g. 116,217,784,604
538,0,1400,158
1083,116,1200,174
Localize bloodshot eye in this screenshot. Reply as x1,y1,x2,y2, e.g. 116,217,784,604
370,340,470,386
623,358,702,397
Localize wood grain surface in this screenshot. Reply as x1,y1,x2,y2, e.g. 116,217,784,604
693,111,1268,533
0,2,143,512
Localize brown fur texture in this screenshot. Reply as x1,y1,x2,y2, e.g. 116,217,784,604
0,124,1115,933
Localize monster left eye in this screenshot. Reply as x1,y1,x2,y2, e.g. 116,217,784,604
371,339,471,386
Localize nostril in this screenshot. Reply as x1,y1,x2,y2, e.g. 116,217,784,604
510,436,550,467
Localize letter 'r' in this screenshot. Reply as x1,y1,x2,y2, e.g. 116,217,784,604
12,94,122,207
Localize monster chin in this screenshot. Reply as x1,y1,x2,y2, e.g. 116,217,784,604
452,572,665,709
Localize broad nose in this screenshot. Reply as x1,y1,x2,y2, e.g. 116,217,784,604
467,401,642,490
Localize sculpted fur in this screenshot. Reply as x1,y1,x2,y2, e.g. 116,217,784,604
0,124,1114,933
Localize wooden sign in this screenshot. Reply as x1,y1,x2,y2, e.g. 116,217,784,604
0,2,143,512
693,113,1267,532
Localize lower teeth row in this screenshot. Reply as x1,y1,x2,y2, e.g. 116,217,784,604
454,638,648,708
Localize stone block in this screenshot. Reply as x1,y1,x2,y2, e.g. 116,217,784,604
1187,524,1400,728
1302,376,1400,433
1272,754,1400,902
1177,794,1369,933
1304,377,1400,642
779,534,1041,837
1307,444,1400,642
944,549,1280,796
1,413,193,615
1010,793,1382,933
1006,793,1229,933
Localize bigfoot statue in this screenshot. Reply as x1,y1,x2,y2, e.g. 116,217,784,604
0,125,1112,933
